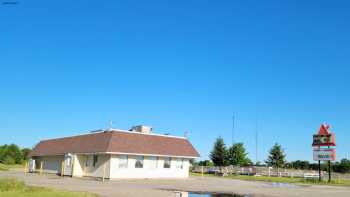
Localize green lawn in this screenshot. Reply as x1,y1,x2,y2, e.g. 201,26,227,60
191,172,350,187
0,163,24,171
0,179,97,197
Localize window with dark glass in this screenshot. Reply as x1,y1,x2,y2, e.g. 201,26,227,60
135,156,144,168
163,157,171,168
93,155,98,167
85,155,93,167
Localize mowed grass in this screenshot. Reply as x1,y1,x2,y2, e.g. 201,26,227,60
0,178,97,197
0,163,8,171
191,172,350,186
0,163,24,171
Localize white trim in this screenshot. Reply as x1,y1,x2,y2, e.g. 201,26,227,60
105,152,198,159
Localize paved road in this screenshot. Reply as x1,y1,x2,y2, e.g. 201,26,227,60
1,171,350,197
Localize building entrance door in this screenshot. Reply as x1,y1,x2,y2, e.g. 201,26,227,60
64,153,73,176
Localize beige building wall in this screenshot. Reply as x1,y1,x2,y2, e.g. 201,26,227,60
35,154,191,179
77,154,111,178
109,154,190,179
72,154,84,177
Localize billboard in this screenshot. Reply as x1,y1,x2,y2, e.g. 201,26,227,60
313,148,336,161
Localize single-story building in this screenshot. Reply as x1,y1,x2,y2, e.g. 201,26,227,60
29,125,199,179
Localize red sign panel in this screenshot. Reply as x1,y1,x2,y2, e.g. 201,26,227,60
312,124,336,147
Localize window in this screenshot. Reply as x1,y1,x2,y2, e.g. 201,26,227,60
93,155,98,167
85,155,93,167
163,157,171,168
66,157,71,166
135,156,144,168
176,158,183,169
118,155,128,168
148,156,158,169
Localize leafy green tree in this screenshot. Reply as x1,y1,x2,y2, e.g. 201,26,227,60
227,143,251,166
0,144,25,164
198,160,214,167
7,144,23,164
289,160,310,170
334,159,350,173
266,143,286,172
210,137,228,166
0,144,9,164
21,148,31,161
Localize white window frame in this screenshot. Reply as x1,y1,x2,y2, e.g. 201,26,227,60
118,155,128,168
176,158,184,169
148,156,158,169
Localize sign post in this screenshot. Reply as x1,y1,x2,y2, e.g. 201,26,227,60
312,124,336,183
318,160,321,182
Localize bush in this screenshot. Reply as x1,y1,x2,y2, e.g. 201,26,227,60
0,144,30,165
3,156,15,165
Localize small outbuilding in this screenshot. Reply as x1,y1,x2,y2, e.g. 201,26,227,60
29,125,199,179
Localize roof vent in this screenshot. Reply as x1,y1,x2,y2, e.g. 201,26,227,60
130,125,152,134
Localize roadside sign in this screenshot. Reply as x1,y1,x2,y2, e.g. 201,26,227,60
312,134,336,146
312,123,336,183
313,148,336,161
312,124,336,146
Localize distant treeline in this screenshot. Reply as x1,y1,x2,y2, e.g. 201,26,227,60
196,137,350,174
286,159,350,173
0,144,31,165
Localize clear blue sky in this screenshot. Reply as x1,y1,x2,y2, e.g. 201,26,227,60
1,0,349,163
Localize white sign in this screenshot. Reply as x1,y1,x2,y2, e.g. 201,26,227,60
313,148,336,161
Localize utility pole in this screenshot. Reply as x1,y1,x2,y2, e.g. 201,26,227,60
318,160,321,182
255,117,258,164
232,114,235,145
328,146,331,183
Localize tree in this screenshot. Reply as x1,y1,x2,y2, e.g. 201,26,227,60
0,144,25,165
227,143,251,166
7,144,23,164
21,148,32,161
266,143,286,172
334,159,350,173
197,160,214,167
289,160,310,170
210,137,228,166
